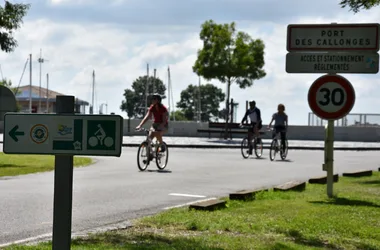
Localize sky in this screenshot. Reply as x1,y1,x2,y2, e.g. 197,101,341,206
1,0,380,125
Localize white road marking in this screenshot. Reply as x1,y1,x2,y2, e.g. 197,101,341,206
0,233,52,248
168,193,206,198
163,197,217,210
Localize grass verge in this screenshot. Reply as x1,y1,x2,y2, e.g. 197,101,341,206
7,172,380,250
0,153,93,177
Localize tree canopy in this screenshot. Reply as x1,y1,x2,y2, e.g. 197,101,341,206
176,83,225,122
340,0,380,13
193,20,266,136
120,75,166,118
0,1,30,53
0,78,18,94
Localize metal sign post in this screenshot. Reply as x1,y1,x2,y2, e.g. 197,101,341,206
52,95,75,250
325,119,334,198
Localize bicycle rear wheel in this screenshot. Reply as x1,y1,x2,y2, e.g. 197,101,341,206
269,139,277,161
137,141,150,171
280,139,288,160
156,142,169,170
254,139,263,158
241,137,250,159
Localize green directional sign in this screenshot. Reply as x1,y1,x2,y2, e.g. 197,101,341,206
8,125,25,142
3,113,124,156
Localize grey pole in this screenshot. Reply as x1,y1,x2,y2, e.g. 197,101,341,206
52,95,75,250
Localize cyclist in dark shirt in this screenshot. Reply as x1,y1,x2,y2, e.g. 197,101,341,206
240,100,262,154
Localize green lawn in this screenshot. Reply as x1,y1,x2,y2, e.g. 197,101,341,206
0,153,93,177
6,172,380,250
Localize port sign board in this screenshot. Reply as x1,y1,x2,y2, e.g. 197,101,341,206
286,52,379,74
3,113,124,156
287,23,380,52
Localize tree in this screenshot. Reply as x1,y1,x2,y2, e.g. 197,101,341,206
120,75,166,118
0,1,30,53
0,78,18,94
176,83,225,122
340,0,380,13
170,110,188,121
193,20,266,138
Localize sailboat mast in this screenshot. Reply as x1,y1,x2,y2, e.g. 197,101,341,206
198,76,201,122
144,64,149,115
167,67,170,118
91,70,95,114
29,54,32,113
46,73,49,113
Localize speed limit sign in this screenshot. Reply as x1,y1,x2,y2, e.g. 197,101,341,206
308,74,355,120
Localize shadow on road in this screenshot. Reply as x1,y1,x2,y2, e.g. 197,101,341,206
145,169,172,174
275,159,293,163
309,197,380,208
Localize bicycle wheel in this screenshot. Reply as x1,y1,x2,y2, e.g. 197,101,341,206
137,141,150,171
254,138,263,158
280,139,289,160
156,142,169,170
269,139,277,161
240,137,250,159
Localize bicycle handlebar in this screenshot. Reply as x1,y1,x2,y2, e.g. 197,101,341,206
135,128,151,133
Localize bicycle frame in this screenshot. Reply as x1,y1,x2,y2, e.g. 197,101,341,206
137,128,155,156
240,125,261,145
269,128,287,152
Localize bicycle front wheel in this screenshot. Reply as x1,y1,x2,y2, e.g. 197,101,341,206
241,137,250,159
269,139,277,161
280,139,289,160
156,142,169,170
137,141,150,171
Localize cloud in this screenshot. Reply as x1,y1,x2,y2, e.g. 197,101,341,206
1,0,380,124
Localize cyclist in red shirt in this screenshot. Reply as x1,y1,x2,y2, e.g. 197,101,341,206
136,93,168,152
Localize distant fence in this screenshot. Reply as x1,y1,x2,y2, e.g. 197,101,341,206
308,112,380,127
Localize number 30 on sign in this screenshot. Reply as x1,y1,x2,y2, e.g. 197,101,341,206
308,74,356,120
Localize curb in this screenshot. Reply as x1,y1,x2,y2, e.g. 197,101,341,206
121,144,380,151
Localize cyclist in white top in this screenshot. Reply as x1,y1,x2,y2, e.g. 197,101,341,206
268,103,288,152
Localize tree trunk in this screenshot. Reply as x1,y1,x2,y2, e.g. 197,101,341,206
223,79,231,139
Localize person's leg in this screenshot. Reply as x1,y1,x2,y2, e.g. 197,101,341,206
255,123,261,143
280,130,286,152
155,124,168,152
248,127,253,154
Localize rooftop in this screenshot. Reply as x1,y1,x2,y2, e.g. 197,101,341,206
15,85,89,105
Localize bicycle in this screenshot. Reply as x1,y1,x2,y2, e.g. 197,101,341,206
268,128,288,161
239,125,263,159
135,128,169,171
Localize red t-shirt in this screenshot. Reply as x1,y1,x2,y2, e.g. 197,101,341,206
148,104,168,124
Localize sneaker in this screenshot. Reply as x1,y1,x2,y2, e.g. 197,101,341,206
160,144,166,152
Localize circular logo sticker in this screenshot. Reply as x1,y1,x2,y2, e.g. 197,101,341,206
30,124,49,144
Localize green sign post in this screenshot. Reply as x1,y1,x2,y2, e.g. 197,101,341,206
3,96,125,250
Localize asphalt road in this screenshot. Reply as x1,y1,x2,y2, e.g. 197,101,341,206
0,146,379,246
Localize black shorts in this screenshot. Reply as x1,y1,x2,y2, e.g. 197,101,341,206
248,122,262,133
152,123,168,132
272,125,287,139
